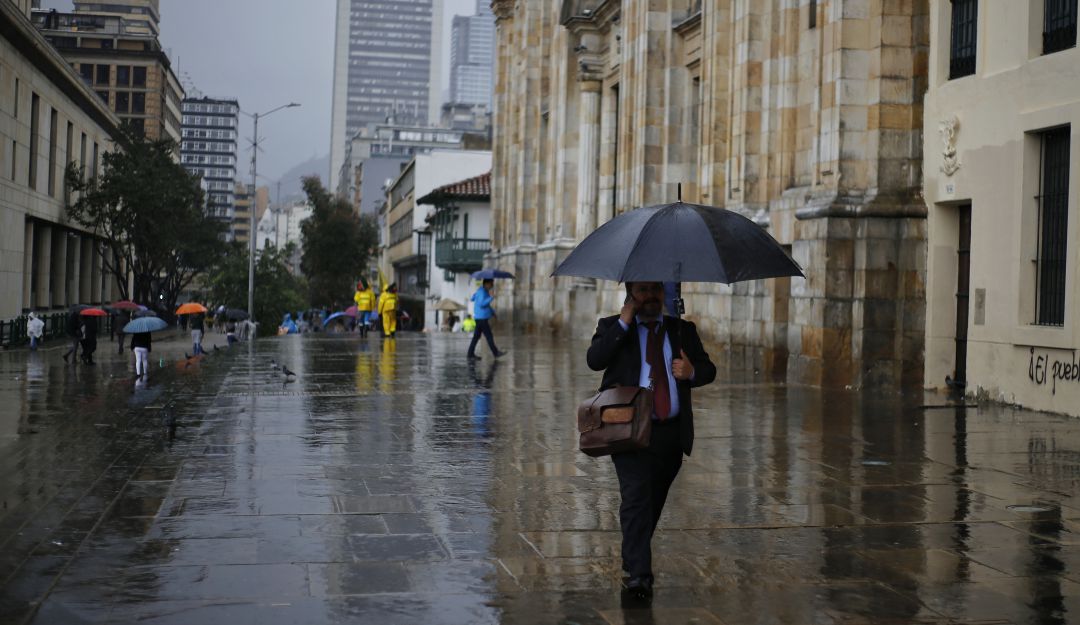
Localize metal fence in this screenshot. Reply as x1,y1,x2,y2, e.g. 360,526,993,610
0,312,113,349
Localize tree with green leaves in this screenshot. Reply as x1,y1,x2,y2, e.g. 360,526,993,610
65,126,226,312
202,242,307,336
299,176,379,306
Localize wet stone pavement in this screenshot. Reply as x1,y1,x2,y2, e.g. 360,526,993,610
2,332,1080,624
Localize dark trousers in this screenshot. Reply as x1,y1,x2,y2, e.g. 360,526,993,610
467,318,498,356
611,422,683,580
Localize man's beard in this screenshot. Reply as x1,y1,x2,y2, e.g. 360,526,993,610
640,300,662,319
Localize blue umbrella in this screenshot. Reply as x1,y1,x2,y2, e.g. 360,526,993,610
471,269,515,280
123,316,169,333
323,312,350,326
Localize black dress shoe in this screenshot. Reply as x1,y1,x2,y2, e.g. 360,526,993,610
622,576,653,600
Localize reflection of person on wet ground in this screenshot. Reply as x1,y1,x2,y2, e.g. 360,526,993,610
80,318,98,365
130,331,152,378
468,359,498,438
587,281,716,600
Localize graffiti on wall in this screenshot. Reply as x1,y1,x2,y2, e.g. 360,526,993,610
1029,347,1080,395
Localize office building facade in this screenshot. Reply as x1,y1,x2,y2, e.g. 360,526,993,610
31,5,183,143
449,0,494,106
180,97,239,233
329,0,433,191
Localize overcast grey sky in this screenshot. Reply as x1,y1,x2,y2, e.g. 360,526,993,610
41,0,474,183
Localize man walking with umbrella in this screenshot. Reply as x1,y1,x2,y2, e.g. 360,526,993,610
586,282,716,598
467,279,505,360
554,198,803,600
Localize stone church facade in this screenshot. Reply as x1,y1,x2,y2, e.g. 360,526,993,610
487,0,929,388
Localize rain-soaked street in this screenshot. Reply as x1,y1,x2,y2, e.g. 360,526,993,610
2,332,1080,624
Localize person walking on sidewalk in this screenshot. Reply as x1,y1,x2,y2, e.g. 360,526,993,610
353,280,376,338
190,313,205,355
378,284,399,338
62,309,82,363
80,317,98,365
130,331,152,378
586,281,716,600
27,312,44,351
467,279,504,360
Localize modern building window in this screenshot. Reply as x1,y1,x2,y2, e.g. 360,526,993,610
1044,0,1078,54
29,93,39,190
949,0,977,79
133,66,146,87
95,64,110,85
48,108,58,197
809,0,817,29
80,132,86,180
1035,126,1071,326
96,90,109,104
132,92,145,114
116,65,131,87
116,91,129,114
79,64,93,84
13,78,18,118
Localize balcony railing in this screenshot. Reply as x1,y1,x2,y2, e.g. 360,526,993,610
435,238,490,273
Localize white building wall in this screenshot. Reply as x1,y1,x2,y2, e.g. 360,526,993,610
923,0,1080,415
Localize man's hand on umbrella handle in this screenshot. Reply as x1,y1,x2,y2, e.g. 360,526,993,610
672,349,694,381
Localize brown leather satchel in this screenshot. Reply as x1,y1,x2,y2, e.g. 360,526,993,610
577,386,653,457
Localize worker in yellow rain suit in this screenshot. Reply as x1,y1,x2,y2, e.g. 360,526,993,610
378,283,399,338
353,280,376,338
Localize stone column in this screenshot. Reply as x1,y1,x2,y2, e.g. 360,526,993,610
79,237,92,302
89,243,102,303
66,234,79,305
34,224,51,309
22,220,34,309
574,78,602,290
51,228,67,308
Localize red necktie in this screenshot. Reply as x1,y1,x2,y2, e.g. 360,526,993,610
644,322,671,420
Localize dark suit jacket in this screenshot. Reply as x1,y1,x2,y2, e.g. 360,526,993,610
586,314,716,456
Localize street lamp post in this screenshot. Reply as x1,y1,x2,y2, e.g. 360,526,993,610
243,103,300,322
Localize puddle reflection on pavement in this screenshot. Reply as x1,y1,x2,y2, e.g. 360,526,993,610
1,332,1080,624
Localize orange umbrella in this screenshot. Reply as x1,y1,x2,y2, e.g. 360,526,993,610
79,308,108,317
176,303,208,315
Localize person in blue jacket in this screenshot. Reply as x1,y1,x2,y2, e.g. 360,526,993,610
467,279,505,359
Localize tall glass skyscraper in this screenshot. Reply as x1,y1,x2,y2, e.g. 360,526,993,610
449,0,494,106
330,0,433,192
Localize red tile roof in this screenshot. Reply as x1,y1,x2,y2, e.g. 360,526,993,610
417,171,490,205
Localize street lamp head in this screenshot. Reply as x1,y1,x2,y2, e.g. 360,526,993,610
287,103,301,108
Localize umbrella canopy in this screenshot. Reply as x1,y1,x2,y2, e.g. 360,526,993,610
323,312,350,325
433,298,465,312
69,304,91,313
225,308,249,320
552,202,803,283
176,302,208,315
123,316,169,333
108,300,140,311
344,305,359,317
471,269,515,280
132,309,157,318
80,308,108,317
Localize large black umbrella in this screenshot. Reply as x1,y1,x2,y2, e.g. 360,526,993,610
225,308,249,321
552,202,803,284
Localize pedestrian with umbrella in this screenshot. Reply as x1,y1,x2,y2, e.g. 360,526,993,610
124,315,168,378
176,303,209,355
110,301,139,354
62,305,88,363
467,274,509,360
554,198,802,600
78,308,107,365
